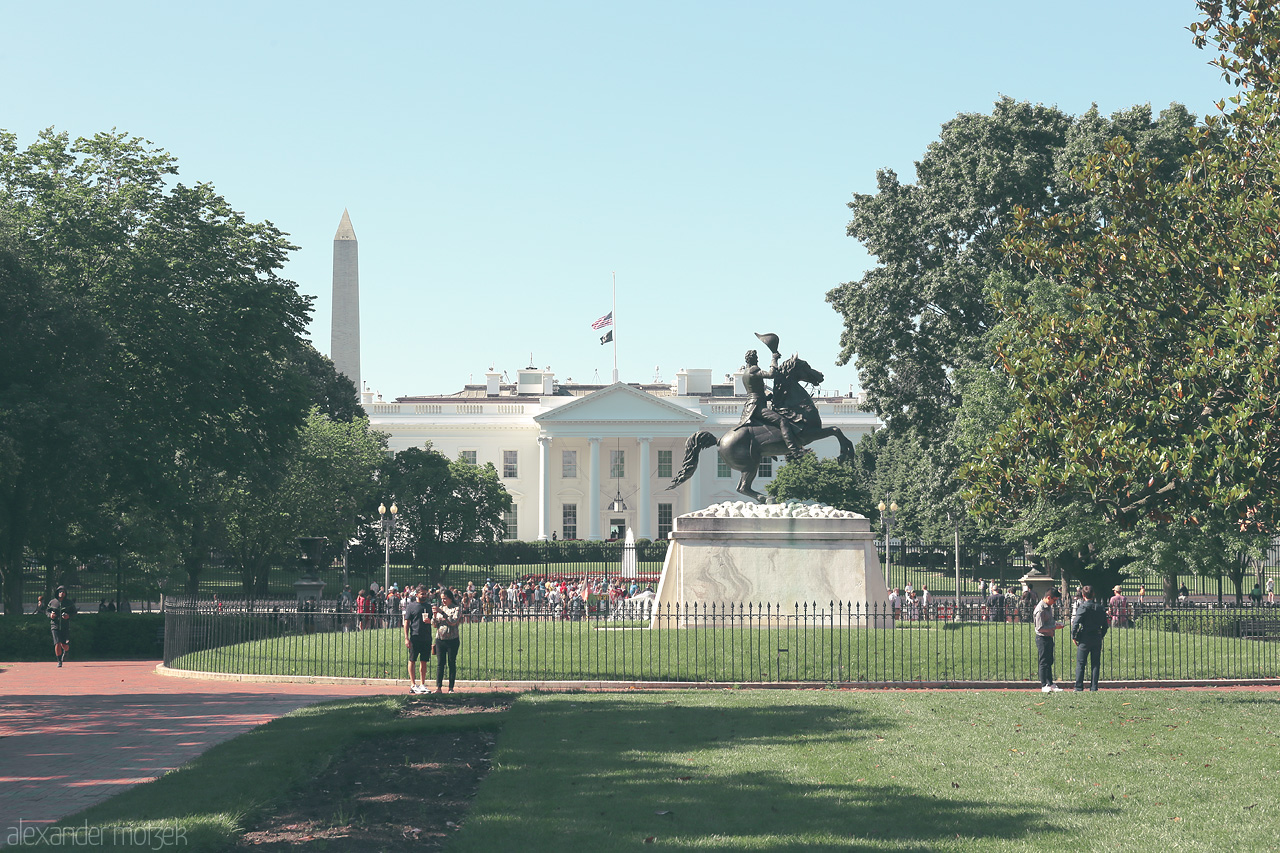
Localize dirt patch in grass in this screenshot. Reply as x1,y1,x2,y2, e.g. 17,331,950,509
239,694,511,850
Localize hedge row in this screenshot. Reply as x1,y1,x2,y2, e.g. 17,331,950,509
0,613,164,661
1140,609,1275,638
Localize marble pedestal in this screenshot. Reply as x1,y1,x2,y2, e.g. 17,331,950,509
651,505,892,628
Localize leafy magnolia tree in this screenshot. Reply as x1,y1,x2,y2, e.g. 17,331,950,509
967,2,1280,541
0,130,314,612
827,99,1197,446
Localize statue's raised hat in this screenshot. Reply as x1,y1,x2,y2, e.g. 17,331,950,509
754,332,780,355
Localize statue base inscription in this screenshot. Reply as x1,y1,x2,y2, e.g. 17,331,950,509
651,501,892,628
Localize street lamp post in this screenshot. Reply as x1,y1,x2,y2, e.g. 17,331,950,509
877,498,898,590
378,502,398,591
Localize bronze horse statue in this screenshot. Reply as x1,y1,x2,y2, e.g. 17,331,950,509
667,354,856,502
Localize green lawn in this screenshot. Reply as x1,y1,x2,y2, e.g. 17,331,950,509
456,690,1280,851
168,619,1280,684
35,690,1280,851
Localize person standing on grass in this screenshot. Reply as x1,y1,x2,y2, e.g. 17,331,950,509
47,586,77,667
356,588,373,630
1033,588,1064,693
431,588,463,693
987,586,1006,623
403,585,431,694
1072,585,1110,692
1108,585,1130,628
1267,577,1275,605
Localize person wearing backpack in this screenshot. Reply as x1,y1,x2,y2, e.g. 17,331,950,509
1071,585,1110,692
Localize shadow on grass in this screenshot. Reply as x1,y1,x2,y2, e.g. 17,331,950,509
461,694,1104,850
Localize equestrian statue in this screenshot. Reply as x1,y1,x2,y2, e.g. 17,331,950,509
667,332,856,502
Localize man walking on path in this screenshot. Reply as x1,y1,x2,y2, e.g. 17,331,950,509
1072,585,1110,692
1033,589,1064,692
46,586,76,667
403,585,432,694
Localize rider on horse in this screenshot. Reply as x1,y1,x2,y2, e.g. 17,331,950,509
737,348,808,459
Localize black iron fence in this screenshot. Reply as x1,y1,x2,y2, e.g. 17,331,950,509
163,597,1280,685
20,535,1280,613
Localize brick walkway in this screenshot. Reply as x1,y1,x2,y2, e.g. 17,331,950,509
0,659,403,847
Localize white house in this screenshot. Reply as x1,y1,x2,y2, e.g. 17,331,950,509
364,366,882,542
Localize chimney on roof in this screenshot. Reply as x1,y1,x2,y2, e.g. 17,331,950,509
485,370,502,396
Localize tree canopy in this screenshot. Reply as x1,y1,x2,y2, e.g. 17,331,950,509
0,129,316,611
765,452,872,514
827,99,1198,445
966,1,1280,535
374,446,512,581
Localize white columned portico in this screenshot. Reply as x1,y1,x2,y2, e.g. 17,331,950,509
537,435,551,540
637,437,652,539
588,437,602,540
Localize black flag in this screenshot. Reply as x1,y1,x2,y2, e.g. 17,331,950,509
600,330,613,345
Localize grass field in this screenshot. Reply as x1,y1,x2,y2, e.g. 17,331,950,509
168,618,1280,684
35,689,1280,851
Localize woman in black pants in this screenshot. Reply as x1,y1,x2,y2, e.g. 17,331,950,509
431,588,463,693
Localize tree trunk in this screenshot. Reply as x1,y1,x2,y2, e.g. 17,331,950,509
0,494,29,615
1163,572,1177,607
0,559,22,616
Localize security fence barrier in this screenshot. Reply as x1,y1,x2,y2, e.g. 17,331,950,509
163,597,1280,685
22,536,1280,613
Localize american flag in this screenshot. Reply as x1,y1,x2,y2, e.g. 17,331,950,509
591,311,613,330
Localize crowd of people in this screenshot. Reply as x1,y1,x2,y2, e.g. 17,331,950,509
333,575,654,630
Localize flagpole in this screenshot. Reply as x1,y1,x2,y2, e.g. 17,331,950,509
611,271,619,383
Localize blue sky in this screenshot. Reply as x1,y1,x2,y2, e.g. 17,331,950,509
3,1,1233,399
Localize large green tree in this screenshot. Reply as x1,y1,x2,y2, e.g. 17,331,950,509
0,130,314,612
220,409,386,596
375,446,511,582
765,452,873,514
967,1,1280,536
827,99,1198,446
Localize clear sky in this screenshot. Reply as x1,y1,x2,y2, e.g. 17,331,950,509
3,1,1233,400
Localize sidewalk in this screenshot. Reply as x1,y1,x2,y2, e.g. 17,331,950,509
0,660,403,846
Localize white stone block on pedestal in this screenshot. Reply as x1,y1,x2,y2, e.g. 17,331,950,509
651,501,892,628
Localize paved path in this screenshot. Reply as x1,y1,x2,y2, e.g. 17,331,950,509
0,660,403,846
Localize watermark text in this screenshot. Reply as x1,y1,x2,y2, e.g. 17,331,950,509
7,821,187,848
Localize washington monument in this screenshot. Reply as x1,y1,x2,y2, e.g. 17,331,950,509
331,209,360,390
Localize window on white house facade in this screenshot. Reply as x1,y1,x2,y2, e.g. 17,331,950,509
610,449,625,479
657,449,673,479
460,450,477,465
562,503,577,540
658,503,673,540
562,450,577,479
717,456,731,478
757,456,773,478
503,505,518,539
503,450,518,478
